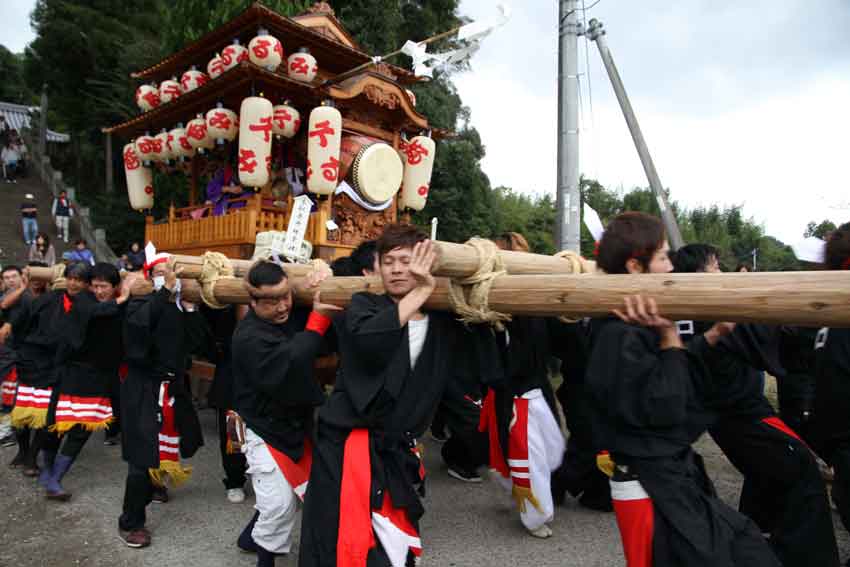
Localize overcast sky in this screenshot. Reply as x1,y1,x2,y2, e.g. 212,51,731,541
3,1,849,243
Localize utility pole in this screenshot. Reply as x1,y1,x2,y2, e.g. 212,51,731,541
586,19,685,250
556,0,581,252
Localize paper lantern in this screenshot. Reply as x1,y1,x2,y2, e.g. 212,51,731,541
287,48,318,83
159,78,183,105
155,129,174,162
124,143,154,211
208,53,226,79
221,40,249,72
206,104,239,145
134,132,159,166
186,114,215,154
135,84,160,113
238,97,274,187
181,67,209,93
170,125,194,161
399,135,436,211
306,103,342,196
248,29,284,71
272,103,301,139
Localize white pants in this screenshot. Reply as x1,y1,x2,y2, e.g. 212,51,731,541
55,215,69,242
243,428,298,554
495,389,566,530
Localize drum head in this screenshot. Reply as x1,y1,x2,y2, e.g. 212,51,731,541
352,143,403,204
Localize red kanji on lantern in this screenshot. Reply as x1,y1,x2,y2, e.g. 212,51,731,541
137,138,154,154
274,42,283,58
210,59,225,75
162,83,181,99
180,76,191,91
144,185,154,195
166,134,174,152
290,56,309,75
306,159,312,180
180,137,192,151
151,139,163,152
404,139,430,166
417,185,429,197
221,48,233,66
273,108,293,129
252,38,271,59
309,120,335,148
249,116,273,142
294,118,301,131
266,155,272,173
209,111,232,130
187,123,206,140
321,156,339,182
137,89,160,109
124,147,140,170
239,148,258,173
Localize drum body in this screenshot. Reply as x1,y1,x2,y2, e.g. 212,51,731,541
339,135,403,205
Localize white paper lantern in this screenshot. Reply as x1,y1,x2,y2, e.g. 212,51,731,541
208,53,226,79
135,84,160,112
306,104,342,196
221,40,248,72
134,132,159,166
400,135,436,211
287,48,318,83
186,115,215,153
272,103,301,139
248,30,284,71
169,125,194,161
159,78,183,105
181,67,209,93
206,104,239,145
124,143,154,211
238,97,274,187
155,129,174,162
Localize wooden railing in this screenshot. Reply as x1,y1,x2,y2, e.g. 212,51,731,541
145,194,290,255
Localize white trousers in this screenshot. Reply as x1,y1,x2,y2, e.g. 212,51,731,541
55,215,69,242
495,389,566,531
243,428,298,554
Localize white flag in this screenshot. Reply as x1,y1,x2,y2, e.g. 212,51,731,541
583,203,605,242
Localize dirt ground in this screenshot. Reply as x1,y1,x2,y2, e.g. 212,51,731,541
0,404,847,567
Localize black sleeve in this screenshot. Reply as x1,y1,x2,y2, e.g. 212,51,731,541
344,293,405,373
123,289,170,366
183,310,217,360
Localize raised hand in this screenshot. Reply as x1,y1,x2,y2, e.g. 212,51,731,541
613,295,674,331
312,289,343,318
409,240,436,291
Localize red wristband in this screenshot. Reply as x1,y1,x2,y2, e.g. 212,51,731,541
306,311,332,336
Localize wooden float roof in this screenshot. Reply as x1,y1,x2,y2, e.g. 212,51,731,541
104,62,450,140
131,2,419,86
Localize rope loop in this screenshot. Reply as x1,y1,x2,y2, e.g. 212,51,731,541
197,252,234,309
447,237,512,330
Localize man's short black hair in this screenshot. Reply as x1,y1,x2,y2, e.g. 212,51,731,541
349,240,377,275
247,261,287,292
672,243,720,273
65,261,92,283
330,256,357,276
1,265,21,276
91,262,120,287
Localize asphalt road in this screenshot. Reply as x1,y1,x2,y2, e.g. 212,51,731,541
1,409,847,567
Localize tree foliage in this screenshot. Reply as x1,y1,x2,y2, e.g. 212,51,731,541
804,219,837,239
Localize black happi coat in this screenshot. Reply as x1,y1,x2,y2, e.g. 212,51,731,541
121,288,208,469
586,318,779,567
13,290,64,389
231,307,326,460
815,327,850,454
299,292,496,567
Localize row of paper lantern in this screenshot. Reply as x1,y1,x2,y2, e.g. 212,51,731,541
135,29,319,114
126,97,434,212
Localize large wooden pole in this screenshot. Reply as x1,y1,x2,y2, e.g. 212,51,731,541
30,268,850,327
167,241,584,280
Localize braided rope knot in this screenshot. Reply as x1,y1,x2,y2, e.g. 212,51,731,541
198,251,234,309
448,237,512,330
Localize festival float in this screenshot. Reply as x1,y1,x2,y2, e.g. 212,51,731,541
105,2,445,261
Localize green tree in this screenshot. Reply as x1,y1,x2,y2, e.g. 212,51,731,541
0,46,35,104
804,219,837,239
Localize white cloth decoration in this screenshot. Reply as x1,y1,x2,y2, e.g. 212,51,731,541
334,181,394,212
582,203,605,242
791,237,826,263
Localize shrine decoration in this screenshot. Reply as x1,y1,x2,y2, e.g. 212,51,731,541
170,124,194,162
186,114,215,154
207,53,226,79
180,66,209,93
159,77,183,105
339,135,403,206
124,143,154,211
287,47,318,83
238,96,274,187
155,128,174,162
306,101,342,195
206,103,239,145
271,101,301,139
134,131,159,166
248,28,284,71
221,39,249,73
135,84,160,113
399,134,436,211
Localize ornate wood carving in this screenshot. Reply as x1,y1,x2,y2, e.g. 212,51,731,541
363,84,401,110
373,63,398,82
326,192,395,246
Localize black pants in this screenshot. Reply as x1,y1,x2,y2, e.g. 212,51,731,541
829,443,850,535
106,374,121,439
59,425,91,459
119,462,153,531
710,416,840,567
217,408,246,489
434,389,487,472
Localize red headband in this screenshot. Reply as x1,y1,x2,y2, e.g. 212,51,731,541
144,256,169,277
